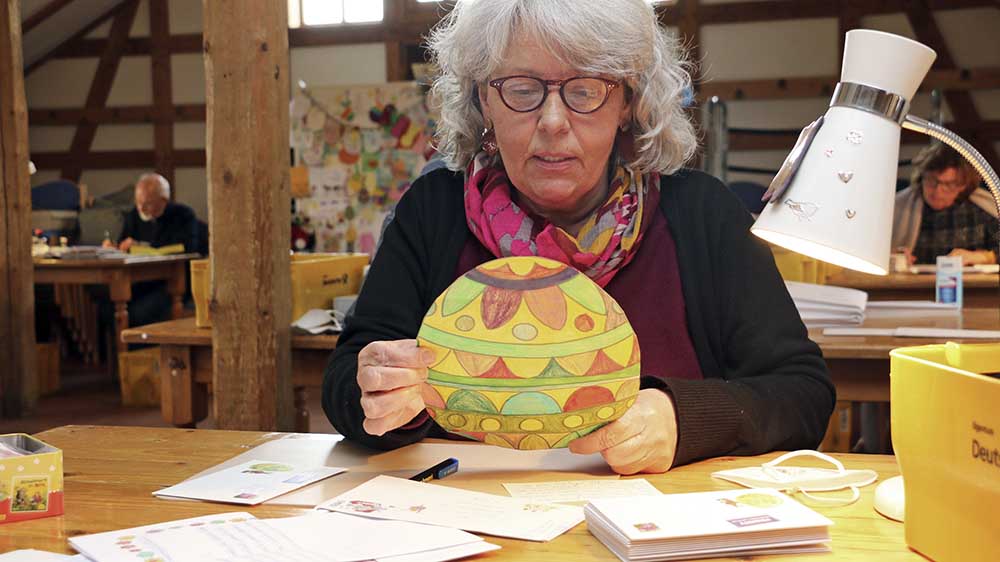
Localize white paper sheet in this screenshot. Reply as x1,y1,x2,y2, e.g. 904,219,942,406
503,478,662,504
139,512,491,562
866,300,961,310
185,435,614,506
374,541,500,562
317,475,584,541
69,512,256,562
153,459,346,505
785,281,868,310
823,327,1000,339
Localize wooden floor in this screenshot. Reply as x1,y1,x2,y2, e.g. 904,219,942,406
0,372,336,436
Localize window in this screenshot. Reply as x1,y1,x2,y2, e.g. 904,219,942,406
288,0,384,28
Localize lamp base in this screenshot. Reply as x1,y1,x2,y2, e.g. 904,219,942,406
873,474,905,522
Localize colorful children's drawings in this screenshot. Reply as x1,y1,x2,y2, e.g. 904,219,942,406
291,83,437,253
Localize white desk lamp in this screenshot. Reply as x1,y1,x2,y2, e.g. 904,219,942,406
750,29,1000,523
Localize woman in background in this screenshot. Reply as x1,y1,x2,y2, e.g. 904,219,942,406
892,143,998,265
323,0,834,474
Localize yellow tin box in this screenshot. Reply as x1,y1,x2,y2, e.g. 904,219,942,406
0,434,64,523
890,342,1000,562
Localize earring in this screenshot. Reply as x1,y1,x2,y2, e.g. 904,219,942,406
482,126,498,156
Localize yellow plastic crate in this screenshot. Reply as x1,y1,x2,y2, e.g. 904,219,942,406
190,253,369,327
769,245,837,285
117,346,161,407
890,343,1000,562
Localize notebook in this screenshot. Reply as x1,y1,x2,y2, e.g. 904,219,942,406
584,488,832,561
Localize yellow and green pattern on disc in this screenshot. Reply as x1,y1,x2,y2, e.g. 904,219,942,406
416,256,641,449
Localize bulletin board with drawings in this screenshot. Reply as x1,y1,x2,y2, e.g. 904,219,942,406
290,82,437,254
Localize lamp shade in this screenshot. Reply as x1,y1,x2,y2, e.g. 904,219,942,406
751,31,936,275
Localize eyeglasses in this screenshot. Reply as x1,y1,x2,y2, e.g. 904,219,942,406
923,175,966,194
487,75,620,114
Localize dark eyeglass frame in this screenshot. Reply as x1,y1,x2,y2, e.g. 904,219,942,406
487,75,621,114
922,173,966,194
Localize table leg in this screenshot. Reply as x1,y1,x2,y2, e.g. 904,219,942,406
294,386,310,433
109,273,132,352
160,344,208,427
166,263,186,320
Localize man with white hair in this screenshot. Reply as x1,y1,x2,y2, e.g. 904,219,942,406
103,173,200,328
105,173,199,253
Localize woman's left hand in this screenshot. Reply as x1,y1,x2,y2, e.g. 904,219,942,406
568,388,679,475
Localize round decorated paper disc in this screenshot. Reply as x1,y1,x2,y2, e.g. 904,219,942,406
417,256,640,449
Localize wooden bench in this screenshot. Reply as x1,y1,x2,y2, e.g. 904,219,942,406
121,316,337,432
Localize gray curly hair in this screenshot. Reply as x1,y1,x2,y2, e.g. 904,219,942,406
426,0,698,175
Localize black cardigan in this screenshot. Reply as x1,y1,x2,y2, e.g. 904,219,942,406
322,168,835,466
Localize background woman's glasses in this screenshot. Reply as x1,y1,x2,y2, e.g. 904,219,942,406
923,176,965,193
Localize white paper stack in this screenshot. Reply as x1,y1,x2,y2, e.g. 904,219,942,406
45,246,127,260
584,488,833,561
785,281,868,328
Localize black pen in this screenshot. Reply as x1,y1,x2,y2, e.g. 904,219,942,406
409,458,459,482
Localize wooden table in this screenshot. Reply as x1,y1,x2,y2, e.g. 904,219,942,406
826,269,999,307
0,425,920,560
33,253,199,346
121,317,337,433
809,307,1000,403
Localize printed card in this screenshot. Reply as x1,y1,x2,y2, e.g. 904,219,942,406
153,460,345,505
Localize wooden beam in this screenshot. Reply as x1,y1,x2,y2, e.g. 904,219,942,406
290,24,425,48
28,103,206,125
60,0,139,182
48,0,998,58
727,120,1000,151
697,76,837,101
697,67,1000,101
32,148,205,169
57,23,432,58
691,0,995,25
204,0,293,431
1,0,37,417
149,0,175,190
21,0,75,34
907,0,1000,170
24,0,128,76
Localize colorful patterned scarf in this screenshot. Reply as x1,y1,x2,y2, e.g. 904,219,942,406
463,152,660,287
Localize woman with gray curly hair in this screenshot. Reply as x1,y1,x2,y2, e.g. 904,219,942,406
324,0,833,474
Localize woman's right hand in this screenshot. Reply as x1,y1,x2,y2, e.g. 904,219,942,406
357,339,436,436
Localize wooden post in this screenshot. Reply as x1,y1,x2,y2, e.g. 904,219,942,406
149,0,176,190
384,0,407,82
204,0,293,431
676,0,702,167
0,0,37,417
